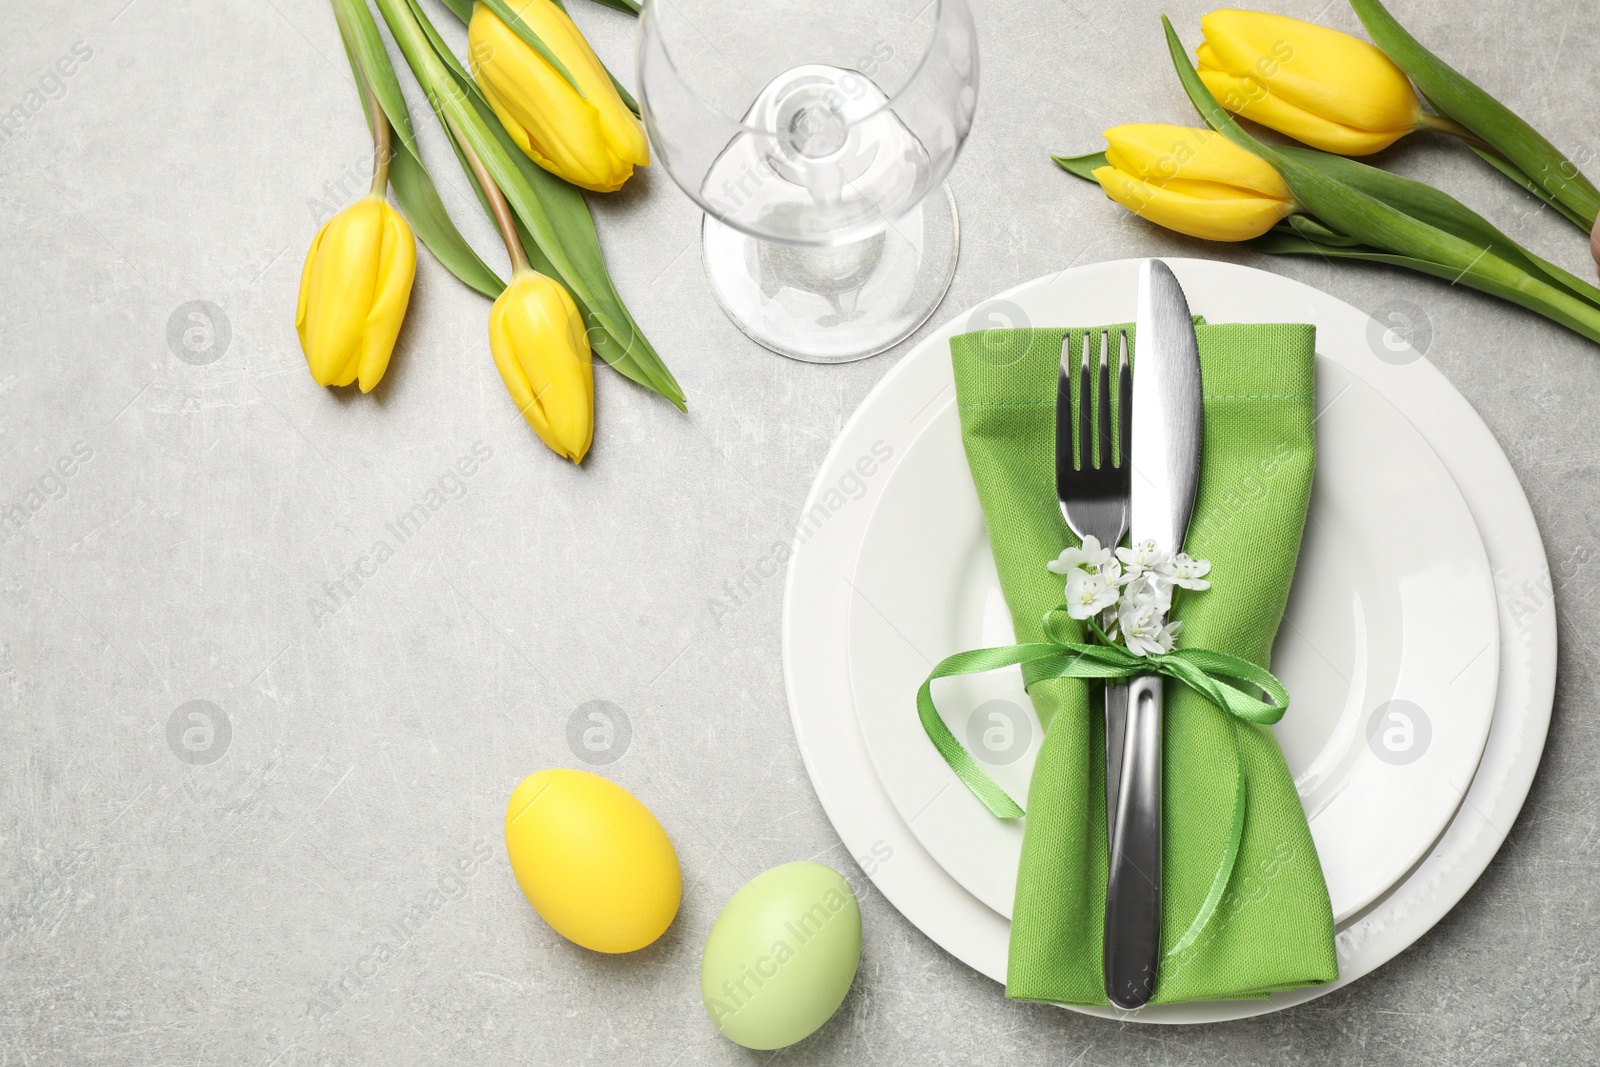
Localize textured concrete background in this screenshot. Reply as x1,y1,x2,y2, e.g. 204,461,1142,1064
2,0,1597,1063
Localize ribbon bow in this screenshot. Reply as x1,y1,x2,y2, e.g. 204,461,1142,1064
915,607,1290,959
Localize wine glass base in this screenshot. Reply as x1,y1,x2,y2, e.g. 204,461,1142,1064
701,184,960,364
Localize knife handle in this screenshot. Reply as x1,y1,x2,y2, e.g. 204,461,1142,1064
1103,682,1127,851
1104,673,1162,1010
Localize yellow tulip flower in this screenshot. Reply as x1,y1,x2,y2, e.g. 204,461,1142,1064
490,270,594,463
1090,124,1297,242
467,0,649,193
1196,9,1423,156
296,194,417,392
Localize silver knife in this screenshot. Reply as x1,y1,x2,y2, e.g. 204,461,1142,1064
1103,259,1204,1010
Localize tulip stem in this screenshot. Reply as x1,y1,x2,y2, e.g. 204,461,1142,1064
443,110,531,274
367,80,392,196
333,0,393,198
1417,112,1491,152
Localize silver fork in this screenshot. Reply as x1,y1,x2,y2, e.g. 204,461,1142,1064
1055,329,1132,847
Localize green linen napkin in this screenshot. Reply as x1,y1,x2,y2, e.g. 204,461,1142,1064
947,320,1338,1006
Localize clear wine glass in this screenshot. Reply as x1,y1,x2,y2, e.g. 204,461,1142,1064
637,0,979,363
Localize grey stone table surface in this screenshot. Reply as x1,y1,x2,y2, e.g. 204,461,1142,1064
3,0,1598,1063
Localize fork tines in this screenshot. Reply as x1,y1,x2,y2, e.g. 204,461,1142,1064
1056,327,1133,551
1071,328,1131,476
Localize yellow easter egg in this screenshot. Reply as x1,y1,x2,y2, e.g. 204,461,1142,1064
503,768,681,953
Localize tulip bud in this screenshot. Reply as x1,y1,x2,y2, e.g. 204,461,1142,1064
1197,9,1422,156
296,194,417,392
489,270,594,463
1090,124,1296,242
467,0,649,193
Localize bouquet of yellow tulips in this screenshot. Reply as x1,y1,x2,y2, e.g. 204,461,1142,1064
298,0,676,465
1055,1,1600,347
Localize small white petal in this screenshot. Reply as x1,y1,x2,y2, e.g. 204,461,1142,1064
1047,534,1114,575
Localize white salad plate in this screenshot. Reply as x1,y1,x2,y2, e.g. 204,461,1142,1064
782,259,1557,1023
846,284,1499,926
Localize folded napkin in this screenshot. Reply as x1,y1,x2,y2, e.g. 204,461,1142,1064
946,320,1338,1006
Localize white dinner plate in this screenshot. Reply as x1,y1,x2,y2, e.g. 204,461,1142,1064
846,289,1499,925
782,258,1557,1023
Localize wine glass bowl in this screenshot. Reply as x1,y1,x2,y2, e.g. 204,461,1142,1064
638,0,979,361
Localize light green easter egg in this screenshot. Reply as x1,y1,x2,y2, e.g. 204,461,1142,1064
700,861,862,1050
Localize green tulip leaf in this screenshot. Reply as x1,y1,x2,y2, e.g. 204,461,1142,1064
1276,145,1600,311
1051,151,1108,181
436,0,474,25
1348,0,1600,230
1282,214,1365,248
578,0,642,15
1250,232,1600,346
388,147,508,299
1466,145,1591,231
1251,231,1477,283
332,0,505,299
333,0,421,152
1253,229,1444,272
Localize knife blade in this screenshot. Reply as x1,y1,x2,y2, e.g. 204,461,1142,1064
1103,259,1204,1010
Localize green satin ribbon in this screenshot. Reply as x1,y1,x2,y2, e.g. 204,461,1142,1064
915,606,1290,959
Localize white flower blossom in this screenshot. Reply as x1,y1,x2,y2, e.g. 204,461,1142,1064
1047,535,1113,575
1120,573,1173,617
1116,596,1164,656
1119,587,1182,656
1169,552,1212,591
1152,619,1185,655
1116,539,1174,582
1045,542,1211,657
1063,567,1120,620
